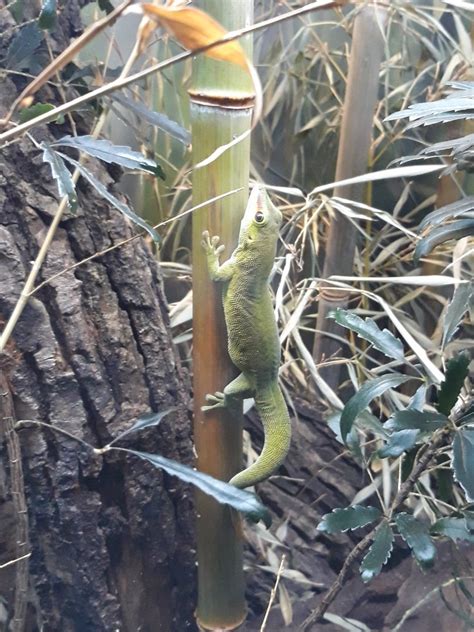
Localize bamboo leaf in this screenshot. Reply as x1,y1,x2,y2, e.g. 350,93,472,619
328,308,404,361
453,427,474,502
340,374,413,443
59,153,159,242
437,354,470,415
431,517,474,542
108,408,176,447
112,93,191,145
443,283,474,348
318,505,381,534
360,522,394,583
123,449,270,525
419,197,474,230
384,410,448,433
41,143,78,212
414,220,474,263
378,430,420,458
53,135,165,179
38,0,57,30
309,165,444,197
140,4,249,69
394,512,436,567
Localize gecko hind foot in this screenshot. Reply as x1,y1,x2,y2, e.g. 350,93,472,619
201,391,226,411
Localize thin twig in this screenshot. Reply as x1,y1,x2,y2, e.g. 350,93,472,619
16,420,97,453
28,188,243,296
298,427,451,630
260,554,286,632
0,553,31,570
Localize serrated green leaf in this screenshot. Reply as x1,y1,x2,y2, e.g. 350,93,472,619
108,408,176,447
414,220,474,263
6,22,43,70
378,429,420,458
431,517,474,542
41,144,78,212
360,522,394,583
59,153,159,243
453,427,474,502
18,102,55,124
438,354,470,415
385,409,448,434
340,374,414,443
443,283,473,348
122,449,271,525
318,505,381,534
38,0,57,30
394,512,436,567
53,135,165,179
328,308,404,361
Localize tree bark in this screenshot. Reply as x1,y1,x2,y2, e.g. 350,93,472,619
0,4,195,631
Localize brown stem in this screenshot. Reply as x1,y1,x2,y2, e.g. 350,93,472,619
298,427,451,630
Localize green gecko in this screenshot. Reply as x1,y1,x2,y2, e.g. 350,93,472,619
201,185,291,489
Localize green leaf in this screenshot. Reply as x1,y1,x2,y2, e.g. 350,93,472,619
38,0,57,30
59,154,159,243
431,517,474,543
328,309,404,361
394,512,436,567
108,408,176,447
453,427,474,502
18,102,55,124
41,144,78,212
360,522,394,583
437,353,470,415
6,22,43,70
378,429,420,458
123,449,271,525
385,410,448,434
318,505,381,534
340,374,413,443
414,220,474,263
443,283,473,348
420,197,474,230
53,135,166,179
112,93,192,146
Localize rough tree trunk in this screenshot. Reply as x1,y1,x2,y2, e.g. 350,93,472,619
0,3,195,631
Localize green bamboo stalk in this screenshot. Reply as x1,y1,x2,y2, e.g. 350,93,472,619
190,1,254,629
312,5,388,390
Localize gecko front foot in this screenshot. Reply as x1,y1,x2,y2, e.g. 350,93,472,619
201,391,226,412
201,231,225,257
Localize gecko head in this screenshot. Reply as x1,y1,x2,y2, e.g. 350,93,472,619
239,185,282,246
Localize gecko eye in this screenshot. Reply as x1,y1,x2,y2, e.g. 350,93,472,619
254,211,265,224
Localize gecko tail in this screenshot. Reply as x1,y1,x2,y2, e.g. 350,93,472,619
229,383,291,489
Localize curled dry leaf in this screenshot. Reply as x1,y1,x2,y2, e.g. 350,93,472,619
140,3,248,69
